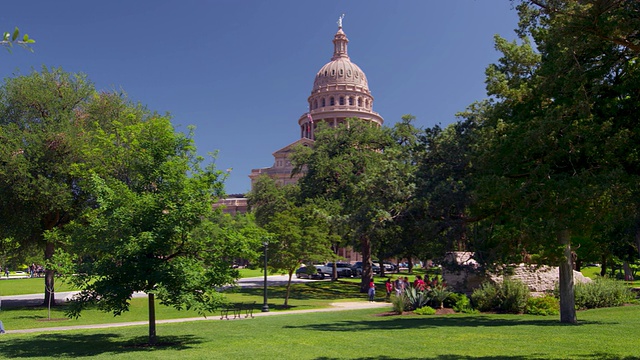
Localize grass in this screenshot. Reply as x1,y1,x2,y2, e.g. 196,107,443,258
580,266,640,287
2,273,640,359
0,269,276,298
237,268,264,278
0,280,372,330
0,277,77,296
0,304,639,359
581,265,601,280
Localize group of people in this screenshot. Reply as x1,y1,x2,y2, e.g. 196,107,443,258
28,263,44,278
368,274,443,302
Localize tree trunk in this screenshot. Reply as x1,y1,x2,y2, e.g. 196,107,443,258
43,241,55,307
558,229,577,324
284,271,293,307
360,235,372,293
623,261,634,281
600,255,607,277
636,228,640,259
408,257,413,274
148,293,157,345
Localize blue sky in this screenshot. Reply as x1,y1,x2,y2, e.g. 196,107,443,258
1,1,519,195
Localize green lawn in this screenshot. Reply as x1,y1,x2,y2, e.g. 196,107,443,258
0,305,639,359
0,280,372,330
0,277,77,296
0,269,271,297
2,275,640,359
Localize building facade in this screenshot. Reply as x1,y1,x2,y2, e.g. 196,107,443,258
249,19,384,188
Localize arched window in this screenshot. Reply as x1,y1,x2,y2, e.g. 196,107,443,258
313,99,318,109
349,97,354,105
339,96,344,105
330,97,335,106
357,98,362,107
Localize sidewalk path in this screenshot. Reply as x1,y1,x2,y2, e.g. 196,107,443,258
5,301,390,334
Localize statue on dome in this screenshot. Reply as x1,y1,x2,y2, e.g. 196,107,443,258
338,14,345,28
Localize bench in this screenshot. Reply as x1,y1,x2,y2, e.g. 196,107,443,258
220,301,256,320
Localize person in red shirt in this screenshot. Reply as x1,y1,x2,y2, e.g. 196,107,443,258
368,279,376,302
385,278,393,301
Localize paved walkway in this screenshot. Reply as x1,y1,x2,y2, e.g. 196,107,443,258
6,301,389,334
0,276,391,335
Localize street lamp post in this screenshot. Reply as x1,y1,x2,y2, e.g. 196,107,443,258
262,240,269,312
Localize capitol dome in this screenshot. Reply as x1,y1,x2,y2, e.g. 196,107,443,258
312,58,369,93
299,21,383,140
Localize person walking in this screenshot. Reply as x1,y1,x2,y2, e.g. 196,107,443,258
385,278,393,301
368,279,376,302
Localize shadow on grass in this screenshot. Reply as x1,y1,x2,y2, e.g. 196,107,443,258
285,315,606,332
315,355,640,360
0,333,202,358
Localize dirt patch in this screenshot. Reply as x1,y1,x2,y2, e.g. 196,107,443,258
436,308,456,315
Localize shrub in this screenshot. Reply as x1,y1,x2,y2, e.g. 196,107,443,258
404,287,430,311
471,282,499,312
471,278,530,313
501,278,530,314
525,296,559,316
446,292,474,313
414,306,436,315
572,277,636,310
391,294,409,314
429,284,451,309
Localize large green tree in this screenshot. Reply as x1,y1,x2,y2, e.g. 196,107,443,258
248,176,334,305
292,120,415,292
0,67,94,305
59,95,232,345
472,0,640,323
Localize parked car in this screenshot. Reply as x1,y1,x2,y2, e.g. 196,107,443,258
378,261,398,272
324,262,353,277
295,266,326,280
350,261,380,277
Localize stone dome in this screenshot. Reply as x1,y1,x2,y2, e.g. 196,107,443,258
311,27,370,94
312,58,369,93
298,20,383,140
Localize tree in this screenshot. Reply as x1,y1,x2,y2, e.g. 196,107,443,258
248,176,334,305
59,98,231,345
409,115,483,264
0,67,94,305
471,0,640,323
292,120,415,292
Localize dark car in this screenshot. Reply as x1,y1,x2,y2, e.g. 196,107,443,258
379,261,398,273
324,262,353,277
295,266,326,280
350,261,380,277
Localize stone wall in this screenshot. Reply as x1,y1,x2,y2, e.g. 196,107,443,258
442,251,592,295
